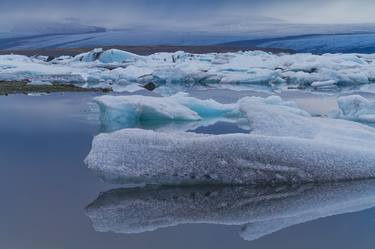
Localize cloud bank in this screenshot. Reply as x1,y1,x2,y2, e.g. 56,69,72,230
1,0,375,32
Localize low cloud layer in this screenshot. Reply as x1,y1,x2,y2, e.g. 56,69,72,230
1,0,375,32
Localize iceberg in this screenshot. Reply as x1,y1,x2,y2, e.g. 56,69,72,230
85,180,375,241
2,48,375,93
73,48,140,63
330,95,375,123
311,79,337,89
93,93,239,132
85,95,375,185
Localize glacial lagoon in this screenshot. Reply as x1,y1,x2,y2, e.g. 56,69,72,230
1,90,375,249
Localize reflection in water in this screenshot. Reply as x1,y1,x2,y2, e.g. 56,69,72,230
86,180,375,241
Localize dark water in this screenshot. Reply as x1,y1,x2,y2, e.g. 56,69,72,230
1,93,375,249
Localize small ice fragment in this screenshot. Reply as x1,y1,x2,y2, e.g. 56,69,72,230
311,80,337,88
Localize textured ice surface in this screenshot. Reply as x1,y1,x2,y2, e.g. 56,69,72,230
330,95,375,123
85,95,375,185
86,180,375,241
2,48,375,93
94,93,239,131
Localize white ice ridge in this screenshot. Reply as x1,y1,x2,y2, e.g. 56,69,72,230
94,93,240,132
2,48,375,92
330,95,375,123
85,180,375,241
85,95,375,185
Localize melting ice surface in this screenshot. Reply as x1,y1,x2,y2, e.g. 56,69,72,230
85,95,375,185
86,180,375,241
3,48,375,93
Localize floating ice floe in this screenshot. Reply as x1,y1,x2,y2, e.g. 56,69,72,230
86,180,375,241
2,48,375,93
330,95,375,123
93,93,241,132
85,95,375,185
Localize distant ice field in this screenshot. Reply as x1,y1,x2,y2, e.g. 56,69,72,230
257,33,375,54
2,48,375,95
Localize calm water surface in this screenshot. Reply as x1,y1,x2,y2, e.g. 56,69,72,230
1,91,375,249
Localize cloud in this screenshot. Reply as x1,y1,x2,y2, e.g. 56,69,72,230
0,0,375,32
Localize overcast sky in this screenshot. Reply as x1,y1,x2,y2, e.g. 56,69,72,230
1,0,375,32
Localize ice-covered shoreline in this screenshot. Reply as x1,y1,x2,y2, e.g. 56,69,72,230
2,48,375,93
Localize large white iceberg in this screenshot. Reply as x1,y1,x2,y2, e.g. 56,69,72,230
86,180,375,241
2,48,375,92
330,95,375,123
85,95,375,185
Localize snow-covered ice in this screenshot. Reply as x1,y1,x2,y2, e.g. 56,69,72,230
86,180,375,241
2,48,375,93
85,95,375,185
330,95,375,123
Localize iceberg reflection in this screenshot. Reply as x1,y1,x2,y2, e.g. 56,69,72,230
86,180,375,241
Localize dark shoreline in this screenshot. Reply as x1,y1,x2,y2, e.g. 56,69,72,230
0,81,112,96
0,45,293,57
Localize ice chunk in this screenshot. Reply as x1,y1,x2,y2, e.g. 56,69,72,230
73,48,139,63
219,68,283,86
94,95,200,131
111,84,145,93
238,96,315,138
86,180,375,240
330,95,375,123
311,79,337,89
162,93,237,117
85,96,375,185
93,93,239,132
